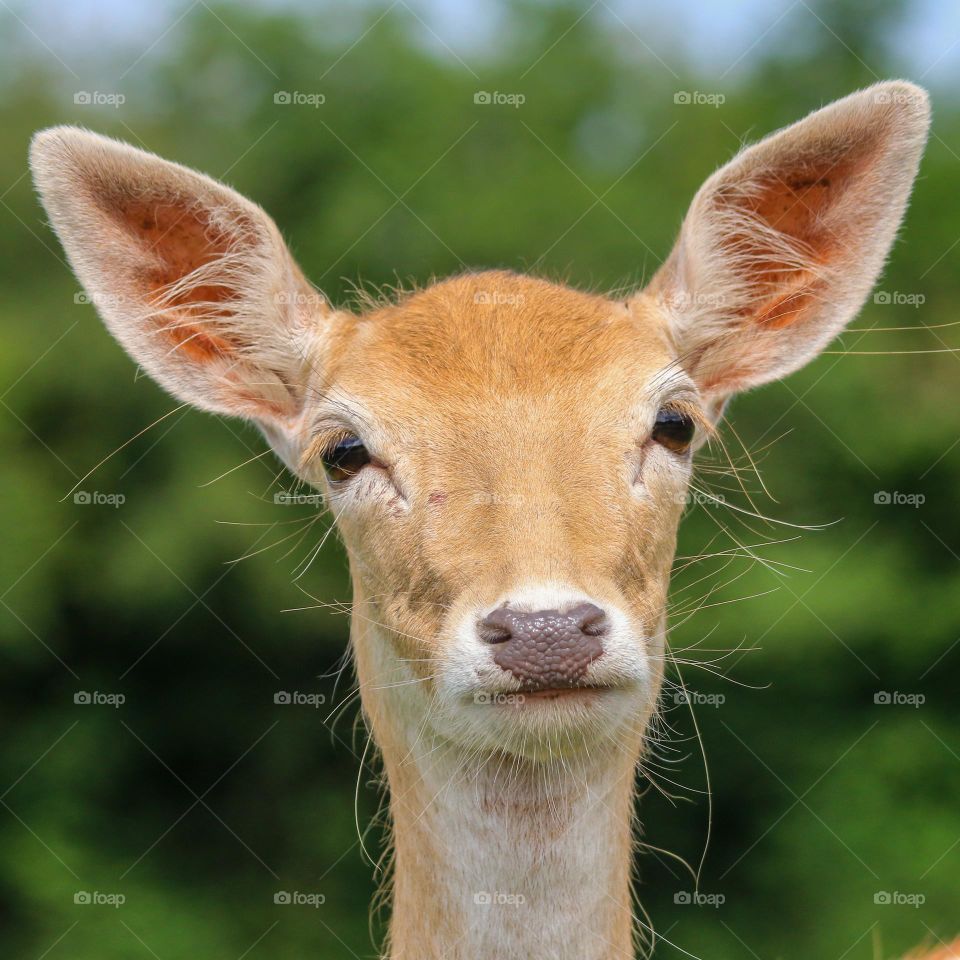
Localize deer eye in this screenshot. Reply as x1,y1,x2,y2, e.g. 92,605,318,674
321,435,371,482
652,408,695,454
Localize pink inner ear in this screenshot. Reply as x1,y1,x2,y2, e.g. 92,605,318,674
715,142,873,330
102,188,254,364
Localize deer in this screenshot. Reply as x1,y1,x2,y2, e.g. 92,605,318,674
30,80,947,960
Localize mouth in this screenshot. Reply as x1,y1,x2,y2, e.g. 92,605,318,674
476,683,617,705
443,672,649,758
519,683,612,698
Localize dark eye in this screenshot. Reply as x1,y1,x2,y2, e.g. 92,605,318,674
321,435,371,482
652,408,695,454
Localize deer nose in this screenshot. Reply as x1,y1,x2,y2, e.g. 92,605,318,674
477,602,608,690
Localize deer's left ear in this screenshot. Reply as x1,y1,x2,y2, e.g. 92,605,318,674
641,81,930,402
30,126,330,433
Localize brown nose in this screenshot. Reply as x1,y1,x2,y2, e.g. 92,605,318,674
477,602,608,690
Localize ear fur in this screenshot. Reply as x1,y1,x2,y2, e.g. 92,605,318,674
30,126,327,426
642,81,930,400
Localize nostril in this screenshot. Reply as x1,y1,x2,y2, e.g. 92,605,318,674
478,602,610,644
570,602,610,638
477,607,513,645
479,600,608,690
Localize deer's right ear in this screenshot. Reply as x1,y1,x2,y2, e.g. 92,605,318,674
30,126,329,429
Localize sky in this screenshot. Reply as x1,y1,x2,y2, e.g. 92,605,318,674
5,0,960,88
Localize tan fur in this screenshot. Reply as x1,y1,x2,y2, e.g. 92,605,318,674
30,81,935,959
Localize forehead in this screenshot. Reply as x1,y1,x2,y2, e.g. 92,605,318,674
324,271,678,429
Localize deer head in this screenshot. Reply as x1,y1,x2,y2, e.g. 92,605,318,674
31,81,930,959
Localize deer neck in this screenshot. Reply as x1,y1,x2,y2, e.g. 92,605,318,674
353,616,642,960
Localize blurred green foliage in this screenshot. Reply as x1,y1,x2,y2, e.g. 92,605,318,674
0,1,957,958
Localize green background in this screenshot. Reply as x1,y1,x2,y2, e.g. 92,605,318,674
1,1,957,957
